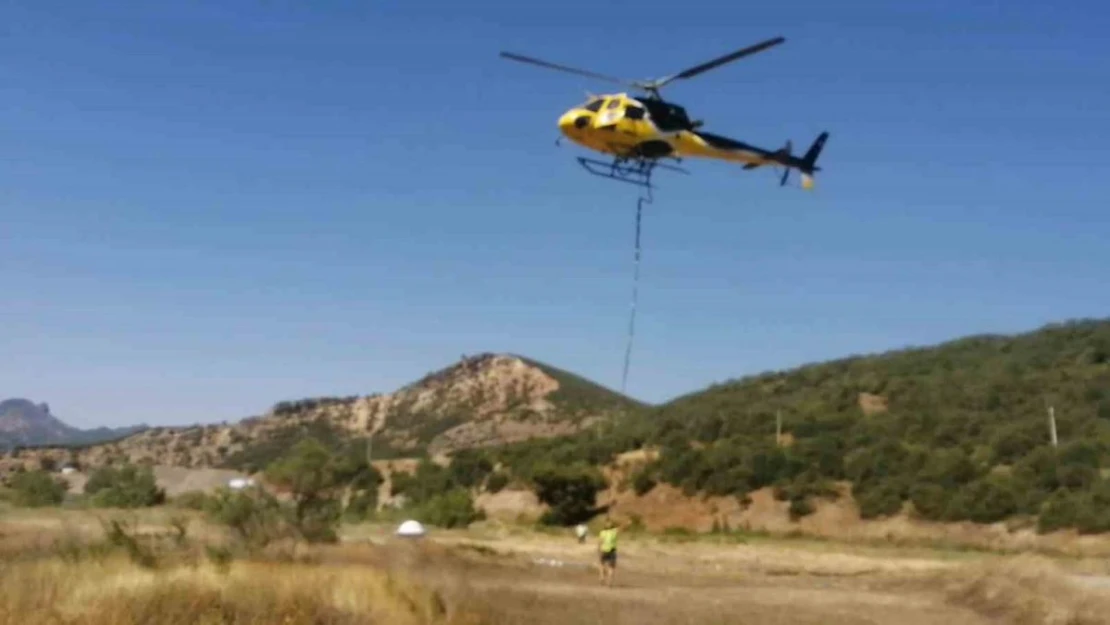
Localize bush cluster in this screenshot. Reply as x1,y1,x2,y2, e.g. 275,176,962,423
389,458,485,529
8,469,67,507
84,464,166,508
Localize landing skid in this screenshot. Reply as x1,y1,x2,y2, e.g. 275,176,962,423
575,155,689,189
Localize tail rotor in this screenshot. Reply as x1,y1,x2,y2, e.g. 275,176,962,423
798,131,828,190
776,131,828,190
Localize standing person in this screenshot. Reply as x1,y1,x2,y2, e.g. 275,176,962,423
575,524,588,544
597,519,620,586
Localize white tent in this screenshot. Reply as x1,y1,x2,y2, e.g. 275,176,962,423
395,519,426,538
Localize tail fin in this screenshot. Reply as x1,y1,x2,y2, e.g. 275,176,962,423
798,131,829,190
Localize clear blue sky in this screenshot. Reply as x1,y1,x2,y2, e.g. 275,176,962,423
3,1,1109,428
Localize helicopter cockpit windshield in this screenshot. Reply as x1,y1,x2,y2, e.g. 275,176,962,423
580,98,604,112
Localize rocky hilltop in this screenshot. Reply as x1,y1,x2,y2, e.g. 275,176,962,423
2,354,642,473
0,399,146,448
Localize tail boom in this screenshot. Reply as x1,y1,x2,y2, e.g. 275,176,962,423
678,129,830,189
750,131,829,189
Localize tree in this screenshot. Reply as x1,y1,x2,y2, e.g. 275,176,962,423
531,464,606,526
264,438,344,543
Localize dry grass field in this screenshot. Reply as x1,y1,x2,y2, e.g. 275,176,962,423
2,507,1109,625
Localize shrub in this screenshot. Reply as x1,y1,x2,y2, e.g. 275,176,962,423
917,447,979,490
773,471,838,504
909,483,950,520
855,481,905,519
946,475,1021,524
9,469,67,507
1037,490,1082,534
204,487,290,550
101,518,158,569
1057,464,1098,491
390,459,454,503
485,470,509,494
344,490,378,521
294,497,342,543
788,497,815,520
85,464,166,508
631,468,657,496
447,450,493,489
411,488,484,529
172,490,212,511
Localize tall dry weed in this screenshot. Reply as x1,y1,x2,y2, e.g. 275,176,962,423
0,554,467,625
942,555,1110,625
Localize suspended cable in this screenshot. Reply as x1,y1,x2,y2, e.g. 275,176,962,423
620,183,652,395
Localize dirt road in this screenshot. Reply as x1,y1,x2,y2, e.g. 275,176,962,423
358,525,1110,625
353,529,1007,625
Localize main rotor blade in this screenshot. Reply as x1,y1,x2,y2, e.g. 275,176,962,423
653,36,786,88
499,51,632,87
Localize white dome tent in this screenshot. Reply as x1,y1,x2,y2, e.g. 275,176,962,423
395,519,426,538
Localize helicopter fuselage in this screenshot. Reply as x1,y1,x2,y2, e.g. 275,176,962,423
557,93,807,177
501,37,828,190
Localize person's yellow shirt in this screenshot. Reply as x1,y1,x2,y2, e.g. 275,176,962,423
599,528,618,553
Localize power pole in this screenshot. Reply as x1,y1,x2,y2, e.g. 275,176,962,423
1048,405,1058,448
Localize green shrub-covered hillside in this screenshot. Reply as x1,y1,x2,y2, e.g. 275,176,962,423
485,319,1110,532
632,318,1110,531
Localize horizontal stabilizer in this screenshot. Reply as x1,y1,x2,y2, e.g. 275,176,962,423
744,140,792,171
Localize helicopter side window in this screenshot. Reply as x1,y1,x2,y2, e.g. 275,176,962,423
606,99,620,109
625,105,645,120
583,99,604,112
640,99,689,131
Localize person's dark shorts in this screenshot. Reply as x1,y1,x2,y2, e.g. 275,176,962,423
600,549,617,567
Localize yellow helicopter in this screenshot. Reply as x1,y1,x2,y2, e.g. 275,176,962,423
500,36,829,190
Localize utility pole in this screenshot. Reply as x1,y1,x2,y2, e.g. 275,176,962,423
1048,405,1058,448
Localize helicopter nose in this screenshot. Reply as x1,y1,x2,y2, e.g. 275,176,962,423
558,110,590,133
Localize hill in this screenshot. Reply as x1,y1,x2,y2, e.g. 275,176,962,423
1,353,644,474
578,317,1110,534
449,319,1110,536
0,399,147,448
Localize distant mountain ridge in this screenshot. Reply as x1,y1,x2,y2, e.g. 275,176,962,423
0,399,148,448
